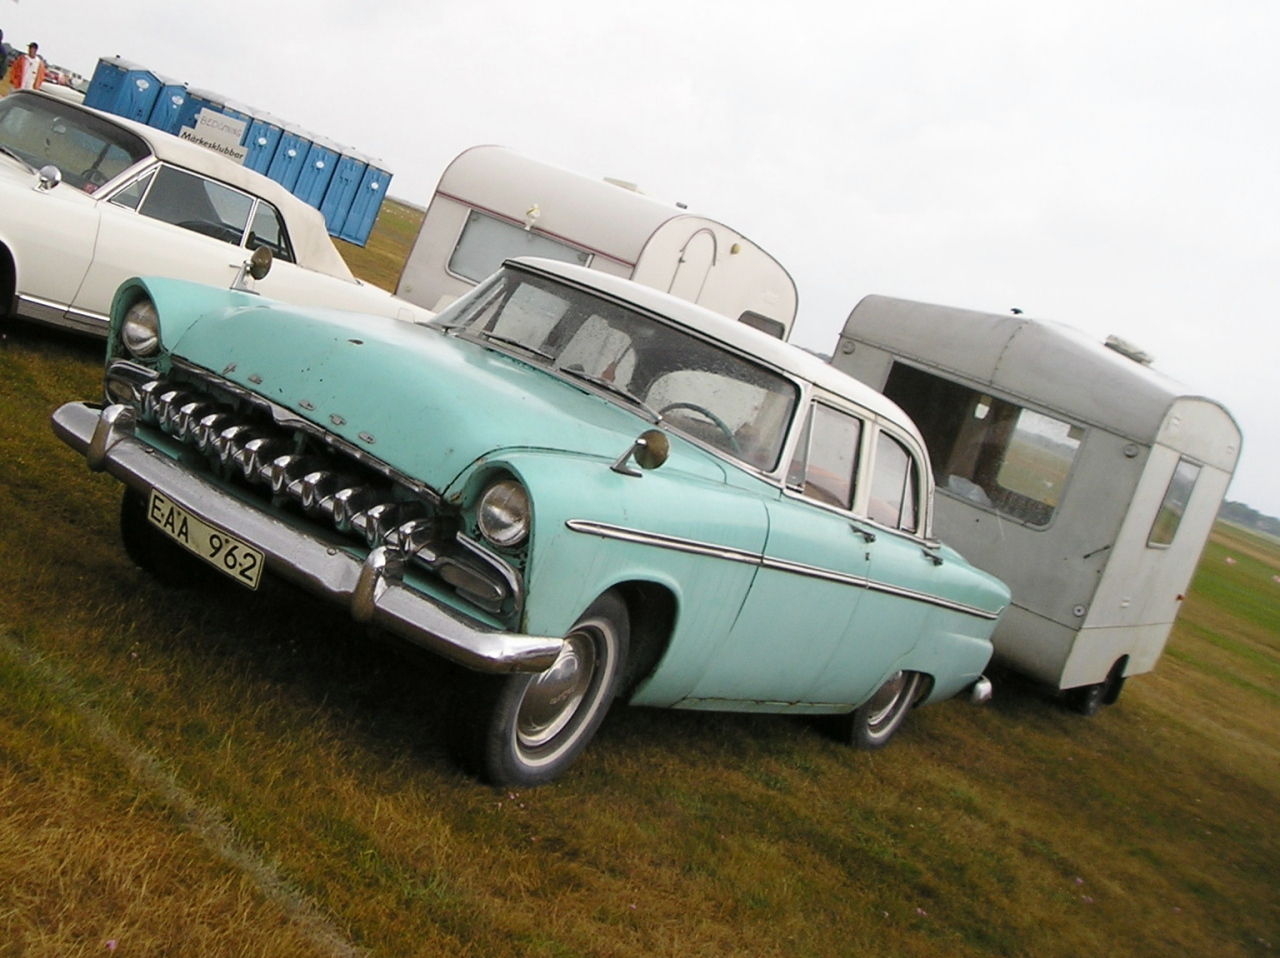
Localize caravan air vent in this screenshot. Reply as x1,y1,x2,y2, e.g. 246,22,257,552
1104,335,1155,366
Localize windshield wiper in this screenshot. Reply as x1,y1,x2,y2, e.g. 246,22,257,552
558,366,660,422
474,330,555,363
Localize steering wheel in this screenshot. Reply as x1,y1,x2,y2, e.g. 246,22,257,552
81,168,108,188
658,401,742,455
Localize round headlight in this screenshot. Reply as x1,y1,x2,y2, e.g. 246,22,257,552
476,478,530,548
121,298,160,357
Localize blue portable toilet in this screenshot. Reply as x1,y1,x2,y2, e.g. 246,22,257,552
319,149,370,233
83,57,161,122
146,77,190,134
292,138,339,208
174,89,252,139
266,126,312,191
338,161,393,246
243,114,284,174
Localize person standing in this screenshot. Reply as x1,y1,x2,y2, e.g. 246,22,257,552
0,30,13,95
9,41,47,91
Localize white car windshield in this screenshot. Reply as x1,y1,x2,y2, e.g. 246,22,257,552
436,269,799,471
0,92,150,193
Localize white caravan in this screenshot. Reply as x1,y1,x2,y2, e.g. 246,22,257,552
395,145,798,339
832,295,1240,713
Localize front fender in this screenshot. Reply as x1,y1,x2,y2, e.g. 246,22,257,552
484,447,775,705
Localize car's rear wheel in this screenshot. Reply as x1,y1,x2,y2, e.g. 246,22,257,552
452,592,629,787
842,670,925,750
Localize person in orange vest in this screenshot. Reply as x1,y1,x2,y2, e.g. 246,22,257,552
9,41,47,90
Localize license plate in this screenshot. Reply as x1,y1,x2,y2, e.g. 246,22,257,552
146,489,264,590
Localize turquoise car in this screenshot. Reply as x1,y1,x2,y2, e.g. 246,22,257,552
53,257,1009,786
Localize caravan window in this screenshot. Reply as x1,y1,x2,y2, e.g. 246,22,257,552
1148,459,1200,546
882,363,1081,527
449,209,591,283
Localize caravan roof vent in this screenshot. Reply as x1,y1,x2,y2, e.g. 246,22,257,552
1104,334,1155,366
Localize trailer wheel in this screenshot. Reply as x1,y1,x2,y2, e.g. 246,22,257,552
1065,658,1127,716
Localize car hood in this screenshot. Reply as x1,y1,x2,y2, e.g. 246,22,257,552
170,300,724,493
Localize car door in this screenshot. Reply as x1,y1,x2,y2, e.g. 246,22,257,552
805,425,941,702
683,400,876,707
3,168,99,326
68,165,261,324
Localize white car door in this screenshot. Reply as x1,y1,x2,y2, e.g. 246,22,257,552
68,165,252,329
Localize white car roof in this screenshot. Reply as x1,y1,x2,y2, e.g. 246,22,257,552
25,91,356,282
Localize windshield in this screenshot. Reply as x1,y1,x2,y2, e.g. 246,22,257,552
0,92,150,193
434,269,799,471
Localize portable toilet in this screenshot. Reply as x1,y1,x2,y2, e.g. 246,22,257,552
146,77,190,134
243,114,285,175
337,160,392,246
83,57,160,122
831,296,1241,713
292,138,340,207
396,145,798,334
319,149,370,234
173,89,251,139
267,126,313,192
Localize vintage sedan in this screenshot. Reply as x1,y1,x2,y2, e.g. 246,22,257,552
52,258,1009,786
0,89,429,335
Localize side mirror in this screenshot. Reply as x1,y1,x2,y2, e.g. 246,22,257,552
248,245,273,280
36,164,62,191
611,429,670,476
232,246,274,292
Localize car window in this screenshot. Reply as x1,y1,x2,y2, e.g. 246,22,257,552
441,269,798,471
108,169,155,212
868,431,920,532
247,200,296,263
0,92,150,193
136,165,254,246
786,403,863,510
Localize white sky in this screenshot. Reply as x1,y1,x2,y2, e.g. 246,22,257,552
7,0,1278,515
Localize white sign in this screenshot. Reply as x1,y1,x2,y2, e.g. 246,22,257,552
179,109,249,164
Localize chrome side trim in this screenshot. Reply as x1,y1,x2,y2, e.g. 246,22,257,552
565,518,1000,621
53,401,563,674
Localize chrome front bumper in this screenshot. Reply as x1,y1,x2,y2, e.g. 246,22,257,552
51,401,564,674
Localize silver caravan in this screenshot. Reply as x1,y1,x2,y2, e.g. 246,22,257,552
832,296,1241,713
395,145,798,338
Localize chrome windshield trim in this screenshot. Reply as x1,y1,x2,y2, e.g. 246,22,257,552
565,518,1000,621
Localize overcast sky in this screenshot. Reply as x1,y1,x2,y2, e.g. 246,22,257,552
7,0,1278,515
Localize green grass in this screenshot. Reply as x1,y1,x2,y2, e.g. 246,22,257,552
1,203,1276,956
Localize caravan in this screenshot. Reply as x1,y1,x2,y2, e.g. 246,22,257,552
832,296,1240,712
396,146,798,338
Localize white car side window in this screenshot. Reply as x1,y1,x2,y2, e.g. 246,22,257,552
136,165,254,247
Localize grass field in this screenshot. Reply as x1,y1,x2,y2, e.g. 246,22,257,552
1,201,1276,956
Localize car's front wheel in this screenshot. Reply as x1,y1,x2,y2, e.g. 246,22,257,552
452,592,630,787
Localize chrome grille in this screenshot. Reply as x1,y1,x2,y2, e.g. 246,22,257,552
127,369,519,616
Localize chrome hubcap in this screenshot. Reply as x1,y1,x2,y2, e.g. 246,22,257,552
517,630,597,749
865,671,909,730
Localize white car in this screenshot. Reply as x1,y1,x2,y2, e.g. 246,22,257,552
0,90,430,335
